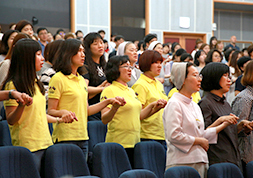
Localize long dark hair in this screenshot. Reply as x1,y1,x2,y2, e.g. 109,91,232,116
2,39,45,96
53,39,85,75
0,30,18,55
83,32,106,83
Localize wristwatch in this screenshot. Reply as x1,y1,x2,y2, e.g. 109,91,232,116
9,89,15,99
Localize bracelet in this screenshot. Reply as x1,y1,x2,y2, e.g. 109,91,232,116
9,90,15,99
56,117,60,124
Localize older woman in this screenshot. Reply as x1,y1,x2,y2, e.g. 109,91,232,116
101,55,166,164
199,62,253,172
232,60,253,174
117,41,141,87
132,50,168,149
163,62,236,178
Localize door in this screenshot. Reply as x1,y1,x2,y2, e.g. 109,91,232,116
164,32,206,53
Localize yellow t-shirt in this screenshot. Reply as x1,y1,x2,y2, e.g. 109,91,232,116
132,74,168,140
100,81,142,148
4,81,53,152
48,72,88,142
168,87,201,103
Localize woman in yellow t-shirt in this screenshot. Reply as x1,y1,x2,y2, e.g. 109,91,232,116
3,39,59,171
101,55,167,165
132,50,168,149
47,39,124,160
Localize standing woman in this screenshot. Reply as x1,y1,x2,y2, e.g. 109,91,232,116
232,60,253,174
0,30,18,62
199,62,253,171
117,41,141,87
163,62,237,178
209,36,217,50
3,39,60,170
132,50,168,148
47,39,122,160
83,32,109,121
101,55,166,164
15,20,34,38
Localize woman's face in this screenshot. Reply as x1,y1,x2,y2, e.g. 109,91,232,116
163,45,170,54
212,39,217,46
198,51,207,64
21,24,34,37
219,73,232,93
118,61,132,83
183,66,202,93
35,50,44,71
154,43,163,56
124,43,138,65
212,51,222,62
203,45,210,54
217,42,224,50
149,61,162,77
7,32,18,48
71,45,85,68
174,44,181,53
90,38,104,58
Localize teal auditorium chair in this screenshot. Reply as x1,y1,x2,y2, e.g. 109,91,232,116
92,142,132,178
134,141,166,178
164,166,201,178
119,169,158,178
0,120,12,146
43,144,91,178
207,163,243,178
0,146,40,178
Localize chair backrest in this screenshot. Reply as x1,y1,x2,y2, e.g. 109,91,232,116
119,169,158,178
44,144,90,178
87,121,107,153
164,166,200,178
247,161,253,178
207,163,243,178
134,141,166,178
0,146,40,178
92,142,132,178
0,120,12,146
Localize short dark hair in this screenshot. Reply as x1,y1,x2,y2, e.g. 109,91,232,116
137,40,144,51
194,50,204,66
37,27,48,34
175,48,186,57
242,60,253,87
114,35,124,42
56,29,65,34
105,55,129,83
44,39,64,63
15,20,33,32
75,30,83,36
98,30,105,34
143,33,157,44
180,53,193,62
237,56,252,72
171,42,181,53
200,62,229,91
139,50,163,72
224,48,235,62
247,45,253,56
53,39,84,75
205,49,223,64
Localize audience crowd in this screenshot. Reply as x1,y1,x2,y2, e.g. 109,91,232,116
1,19,253,178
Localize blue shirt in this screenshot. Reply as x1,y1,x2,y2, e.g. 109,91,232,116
38,40,48,57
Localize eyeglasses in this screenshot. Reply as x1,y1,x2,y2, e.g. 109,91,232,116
119,65,134,70
222,74,232,80
192,74,203,79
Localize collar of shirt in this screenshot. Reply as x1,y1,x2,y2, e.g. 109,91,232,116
174,92,192,104
112,81,129,91
67,72,81,81
140,73,157,84
208,92,226,103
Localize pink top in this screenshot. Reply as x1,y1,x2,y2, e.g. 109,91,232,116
163,92,217,166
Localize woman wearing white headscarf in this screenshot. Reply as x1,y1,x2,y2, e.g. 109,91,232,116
163,62,238,178
117,41,142,87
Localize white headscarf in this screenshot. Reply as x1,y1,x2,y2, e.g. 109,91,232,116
116,41,129,56
170,62,187,90
147,41,160,50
